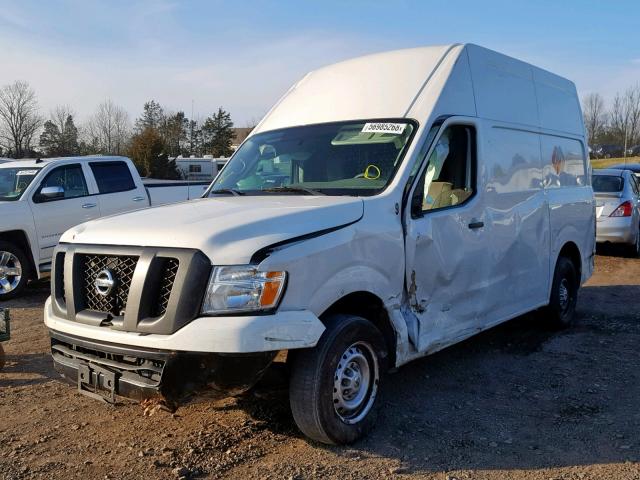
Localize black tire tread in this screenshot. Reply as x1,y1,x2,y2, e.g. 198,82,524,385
289,314,386,445
543,256,578,329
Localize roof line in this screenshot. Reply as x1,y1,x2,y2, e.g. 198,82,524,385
402,43,462,117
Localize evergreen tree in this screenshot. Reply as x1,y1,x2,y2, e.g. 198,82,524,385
38,114,79,157
61,115,79,154
39,120,62,156
202,107,234,157
187,119,202,156
163,111,188,157
135,100,164,132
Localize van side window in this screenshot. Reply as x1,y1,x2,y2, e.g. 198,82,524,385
419,125,475,211
541,136,587,188
90,161,136,194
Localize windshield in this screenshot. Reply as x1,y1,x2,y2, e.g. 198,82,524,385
209,120,415,196
0,168,40,201
593,175,623,193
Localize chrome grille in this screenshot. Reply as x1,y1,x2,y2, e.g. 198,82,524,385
81,255,138,316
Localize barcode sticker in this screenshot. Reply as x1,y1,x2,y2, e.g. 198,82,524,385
361,123,407,134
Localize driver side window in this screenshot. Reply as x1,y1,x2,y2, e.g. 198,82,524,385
418,125,475,212
39,164,89,201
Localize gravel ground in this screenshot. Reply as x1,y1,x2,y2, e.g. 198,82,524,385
0,252,639,480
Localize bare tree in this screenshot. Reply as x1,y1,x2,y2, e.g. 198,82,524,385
582,93,606,146
610,85,640,156
0,80,43,158
51,105,75,132
85,99,131,155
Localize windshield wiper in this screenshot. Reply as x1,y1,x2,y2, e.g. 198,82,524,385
261,186,325,196
210,188,245,196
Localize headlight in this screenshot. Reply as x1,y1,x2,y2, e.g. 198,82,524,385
201,266,287,315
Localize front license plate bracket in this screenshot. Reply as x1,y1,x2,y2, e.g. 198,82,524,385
78,361,117,403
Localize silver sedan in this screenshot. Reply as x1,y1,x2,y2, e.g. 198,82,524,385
594,168,640,256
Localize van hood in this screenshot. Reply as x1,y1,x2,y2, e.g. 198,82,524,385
61,196,364,264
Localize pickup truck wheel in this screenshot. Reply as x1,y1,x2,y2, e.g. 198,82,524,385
288,314,387,445
542,256,578,329
0,241,29,300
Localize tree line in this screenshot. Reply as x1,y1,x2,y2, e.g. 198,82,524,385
583,83,640,154
0,80,238,178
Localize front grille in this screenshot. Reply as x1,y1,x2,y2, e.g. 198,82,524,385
81,254,138,316
51,244,210,335
153,258,179,317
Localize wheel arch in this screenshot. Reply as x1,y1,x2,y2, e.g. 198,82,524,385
556,241,582,281
0,230,36,278
320,291,397,368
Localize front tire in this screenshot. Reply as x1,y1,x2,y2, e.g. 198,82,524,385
542,256,579,329
288,314,388,445
0,241,30,300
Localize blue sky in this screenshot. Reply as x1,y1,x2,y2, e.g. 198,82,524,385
0,0,638,125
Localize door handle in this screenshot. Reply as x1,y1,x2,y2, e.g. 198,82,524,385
468,221,484,229
132,196,145,202
82,203,97,209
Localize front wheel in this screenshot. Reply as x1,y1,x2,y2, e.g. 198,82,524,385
288,314,388,445
0,241,30,300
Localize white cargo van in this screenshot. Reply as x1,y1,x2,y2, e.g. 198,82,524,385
45,44,594,444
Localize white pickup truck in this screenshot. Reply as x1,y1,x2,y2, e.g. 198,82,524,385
0,156,208,298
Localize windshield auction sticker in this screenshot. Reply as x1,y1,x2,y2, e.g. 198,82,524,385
361,123,407,134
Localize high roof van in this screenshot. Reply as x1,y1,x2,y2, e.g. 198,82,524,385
46,44,595,444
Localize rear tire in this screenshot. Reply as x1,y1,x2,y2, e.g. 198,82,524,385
542,256,579,329
288,314,388,445
0,241,30,301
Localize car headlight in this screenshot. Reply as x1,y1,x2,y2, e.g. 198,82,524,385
201,266,287,315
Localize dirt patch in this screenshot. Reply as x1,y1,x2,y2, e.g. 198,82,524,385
1,256,640,479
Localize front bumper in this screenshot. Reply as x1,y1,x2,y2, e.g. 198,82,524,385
50,330,278,403
596,217,636,244
44,297,325,353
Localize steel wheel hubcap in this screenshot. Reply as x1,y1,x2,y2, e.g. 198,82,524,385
333,342,379,425
558,278,570,311
0,251,22,294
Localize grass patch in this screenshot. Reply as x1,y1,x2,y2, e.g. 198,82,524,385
591,157,640,169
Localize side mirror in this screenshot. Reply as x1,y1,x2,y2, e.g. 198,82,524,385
39,185,65,200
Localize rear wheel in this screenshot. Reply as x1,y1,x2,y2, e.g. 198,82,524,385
288,314,387,445
0,241,30,300
542,256,579,329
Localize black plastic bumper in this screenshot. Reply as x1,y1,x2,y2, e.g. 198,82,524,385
50,330,277,404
